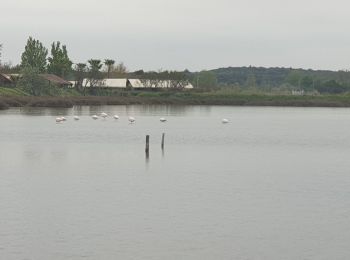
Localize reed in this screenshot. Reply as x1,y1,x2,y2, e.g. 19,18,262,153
1,92,350,109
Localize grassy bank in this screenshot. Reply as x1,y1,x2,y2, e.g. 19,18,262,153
0,87,30,96
2,87,350,109
1,92,350,109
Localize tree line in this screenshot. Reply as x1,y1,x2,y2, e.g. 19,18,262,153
0,37,127,95
212,66,350,94
0,37,198,95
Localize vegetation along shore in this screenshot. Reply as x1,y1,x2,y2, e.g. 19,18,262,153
2,37,350,110
2,89,350,110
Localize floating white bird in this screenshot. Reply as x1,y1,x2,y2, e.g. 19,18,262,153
92,115,98,120
100,112,108,118
74,116,80,121
128,116,135,123
222,118,229,124
60,116,67,121
113,115,119,119
160,117,167,122
56,117,63,123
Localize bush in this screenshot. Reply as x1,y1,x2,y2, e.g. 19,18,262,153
17,67,50,96
315,80,348,94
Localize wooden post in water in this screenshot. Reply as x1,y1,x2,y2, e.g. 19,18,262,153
161,133,165,150
145,135,150,157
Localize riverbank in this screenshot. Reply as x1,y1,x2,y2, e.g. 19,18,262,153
2,93,350,109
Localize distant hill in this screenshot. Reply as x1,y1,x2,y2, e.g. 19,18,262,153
209,67,350,90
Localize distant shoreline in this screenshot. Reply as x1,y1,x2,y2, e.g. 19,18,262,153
1,94,350,110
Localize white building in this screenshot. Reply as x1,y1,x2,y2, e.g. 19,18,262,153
291,89,305,95
71,78,194,89
82,78,127,88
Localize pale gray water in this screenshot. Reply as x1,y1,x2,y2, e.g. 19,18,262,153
1,105,350,260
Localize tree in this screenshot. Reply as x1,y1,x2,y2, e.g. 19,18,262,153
74,63,87,92
285,70,304,87
21,37,48,72
87,59,103,88
104,59,115,78
167,71,190,89
300,76,314,91
17,66,49,96
195,70,217,89
245,72,257,88
315,80,347,94
134,70,144,75
113,62,128,74
138,70,190,89
47,41,72,78
139,71,162,88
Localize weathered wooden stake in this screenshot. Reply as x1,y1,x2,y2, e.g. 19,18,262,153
161,133,165,150
145,135,150,157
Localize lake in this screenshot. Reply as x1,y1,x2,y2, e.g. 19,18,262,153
1,105,350,260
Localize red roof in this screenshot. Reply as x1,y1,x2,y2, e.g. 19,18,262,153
0,73,14,83
39,74,72,86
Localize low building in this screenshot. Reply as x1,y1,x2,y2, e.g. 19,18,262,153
291,89,305,96
73,78,194,89
39,74,73,88
130,79,194,89
0,73,15,86
0,73,72,88
127,79,143,88
79,78,128,88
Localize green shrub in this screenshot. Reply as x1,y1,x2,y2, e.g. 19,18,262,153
0,87,30,96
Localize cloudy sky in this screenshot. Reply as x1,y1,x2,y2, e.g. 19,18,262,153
1,0,349,71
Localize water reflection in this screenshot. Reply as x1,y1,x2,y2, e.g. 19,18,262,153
74,105,86,115
19,107,71,116
136,105,198,116
145,154,150,164
0,105,212,118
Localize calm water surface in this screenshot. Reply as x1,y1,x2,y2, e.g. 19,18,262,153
1,105,350,260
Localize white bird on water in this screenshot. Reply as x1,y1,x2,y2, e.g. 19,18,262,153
92,115,98,120
128,116,135,123
222,118,229,124
160,117,167,122
74,116,80,121
113,115,119,119
100,112,108,118
56,117,63,123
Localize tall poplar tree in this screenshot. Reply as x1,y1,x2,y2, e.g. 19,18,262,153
21,37,48,72
47,41,72,78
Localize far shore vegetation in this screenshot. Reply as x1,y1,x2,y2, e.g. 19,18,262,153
2,37,350,109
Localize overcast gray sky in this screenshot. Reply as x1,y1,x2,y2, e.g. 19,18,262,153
1,0,349,71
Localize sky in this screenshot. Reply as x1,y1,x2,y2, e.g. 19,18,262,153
1,0,349,71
